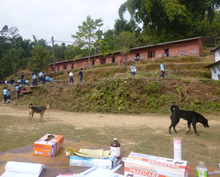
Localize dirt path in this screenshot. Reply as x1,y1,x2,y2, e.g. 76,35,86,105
1,103,220,130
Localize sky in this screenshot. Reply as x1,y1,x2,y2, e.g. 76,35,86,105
0,0,130,44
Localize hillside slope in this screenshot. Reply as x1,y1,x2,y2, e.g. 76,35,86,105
10,78,220,114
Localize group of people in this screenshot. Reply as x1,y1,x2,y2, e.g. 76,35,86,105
32,70,53,86
162,52,170,58
135,55,140,61
129,61,165,79
1,75,30,86
2,82,27,104
69,68,84,84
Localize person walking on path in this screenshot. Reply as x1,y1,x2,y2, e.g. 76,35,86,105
78,68,83,83
69,71,73,84
3,87,7,104
85,64,87,70
130,64,136,76
7,89,11,103
159,61,165,79
191,49,193,55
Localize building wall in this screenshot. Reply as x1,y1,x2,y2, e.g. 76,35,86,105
49,38,204,73
211,64,220,80
215,49,220,62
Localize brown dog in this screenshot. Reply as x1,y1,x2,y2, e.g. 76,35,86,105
28,103,50,122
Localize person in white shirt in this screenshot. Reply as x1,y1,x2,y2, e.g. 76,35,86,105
69,71,73,84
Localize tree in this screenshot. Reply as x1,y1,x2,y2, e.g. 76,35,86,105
119,0,220,42
115,31,136,67
103,29,115,51
71,15,103,69
114,18,137,35
0,25,20,39
28,45,51,72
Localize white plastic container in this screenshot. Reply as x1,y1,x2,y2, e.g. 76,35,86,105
196,161,207,177
174,139,182,160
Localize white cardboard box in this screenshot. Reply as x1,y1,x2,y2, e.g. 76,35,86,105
124,152,188,177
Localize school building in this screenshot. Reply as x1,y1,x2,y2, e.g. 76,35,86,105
204,45,220,80
49,36,204,72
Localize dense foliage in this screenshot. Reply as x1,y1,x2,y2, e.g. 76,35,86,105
119,0,220,43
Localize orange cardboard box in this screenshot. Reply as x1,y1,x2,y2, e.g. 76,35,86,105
33,134,64,157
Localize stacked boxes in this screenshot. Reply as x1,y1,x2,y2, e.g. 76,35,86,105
33,134,64,157
124,152,188,177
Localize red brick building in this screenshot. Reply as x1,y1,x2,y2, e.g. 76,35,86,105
49,36,204,72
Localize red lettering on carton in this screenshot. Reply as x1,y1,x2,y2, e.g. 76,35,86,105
125,167,166,177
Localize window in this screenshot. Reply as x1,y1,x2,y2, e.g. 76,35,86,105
165,48,169,53
71,63,74,69
101,58,106,64
63,64,67,70
57,66,59,72
136,53,139,56
92,60,95,65
112,57,115,63
148,50,155,58
52,67,54,71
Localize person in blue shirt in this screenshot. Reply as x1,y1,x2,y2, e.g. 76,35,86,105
131,64,136,75
32,73,37,86
45,75,50,82
49,77,53,82
32,70,36,76
181,51,184,55
78,68,83,83
3,87,8,104
5,79,7,84
16,84,22,99
17,78,21,85
24,78,29,85
9,77,14,84
39,71,44,83
85,64,87,70
42,75,46,84
159,61,165,78
7,89,11,103
21,72,24,84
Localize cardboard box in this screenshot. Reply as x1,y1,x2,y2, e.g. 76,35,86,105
124,152,188,177
33,134,64,157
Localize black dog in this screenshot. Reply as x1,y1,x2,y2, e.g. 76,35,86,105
169,105,209,136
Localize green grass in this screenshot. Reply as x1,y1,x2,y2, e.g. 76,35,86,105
0,113,219,168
